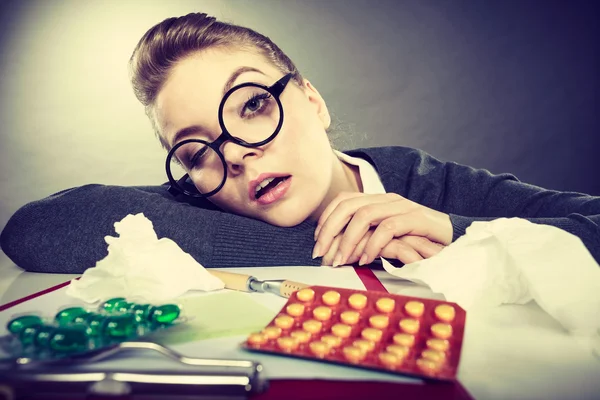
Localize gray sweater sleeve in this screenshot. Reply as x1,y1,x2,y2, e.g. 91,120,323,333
393,148,600,262
0,184,320,273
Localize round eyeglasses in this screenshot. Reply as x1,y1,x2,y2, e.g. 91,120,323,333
166,73,293,198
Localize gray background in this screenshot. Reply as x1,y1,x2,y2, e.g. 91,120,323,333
1,0,599,245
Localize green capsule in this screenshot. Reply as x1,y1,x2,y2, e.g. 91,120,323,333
130,304,152,323
116,302,134,314
19,325,42,346
83,313,107,336
102,297,127,313
55,307,88,326
34,325,56,348
72,312,93,325
49,326,89,353
7,315,43,335
149,304,181,324
102,314,137,339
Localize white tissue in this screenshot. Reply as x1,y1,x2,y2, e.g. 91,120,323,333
382,218,600,336
66,213,224,303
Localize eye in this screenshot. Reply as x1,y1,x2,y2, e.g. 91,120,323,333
246,98,260,112
241,93,272,118
189,146,209,168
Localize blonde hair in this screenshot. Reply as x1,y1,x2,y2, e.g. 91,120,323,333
129,12,303,149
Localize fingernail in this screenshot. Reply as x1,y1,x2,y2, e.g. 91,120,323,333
312,244,321,259
332,251,343,267
358,253,368,266
314,227,321,241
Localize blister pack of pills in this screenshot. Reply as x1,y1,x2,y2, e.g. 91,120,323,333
1,297,184,362
243,286,466,381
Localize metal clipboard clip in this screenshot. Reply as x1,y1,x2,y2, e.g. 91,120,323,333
1,341,267,399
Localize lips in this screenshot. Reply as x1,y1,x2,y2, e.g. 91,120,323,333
249,173,292,204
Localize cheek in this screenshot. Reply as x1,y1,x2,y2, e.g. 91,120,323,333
207,183,246,214
281,107,330,151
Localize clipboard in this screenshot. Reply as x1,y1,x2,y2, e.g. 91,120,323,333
0,266,475,400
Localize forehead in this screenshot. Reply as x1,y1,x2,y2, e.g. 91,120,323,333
155,48,281,145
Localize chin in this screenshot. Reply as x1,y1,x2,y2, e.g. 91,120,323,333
259,204,315,227
265,213,310,228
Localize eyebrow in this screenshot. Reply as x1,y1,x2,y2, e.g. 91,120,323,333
168,66,266,149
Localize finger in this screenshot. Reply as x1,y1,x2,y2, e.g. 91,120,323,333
315,193,399,258
321,233,343,267
337,198,416,265
314,192,361,239
399,236,445,259
361,213,425,264
379,240,424,265
350,229,374,265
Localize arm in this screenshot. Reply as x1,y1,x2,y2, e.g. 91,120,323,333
400,149,600,261
0,184,319,273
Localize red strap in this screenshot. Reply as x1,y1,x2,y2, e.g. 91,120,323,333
353,266,388,293
0,279,72,312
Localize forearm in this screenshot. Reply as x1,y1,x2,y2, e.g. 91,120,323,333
1,184,320,274
449,214,600,263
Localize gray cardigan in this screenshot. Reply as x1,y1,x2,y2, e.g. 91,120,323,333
2,146,599,273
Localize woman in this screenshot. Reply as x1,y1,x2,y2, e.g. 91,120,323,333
2,13,599,273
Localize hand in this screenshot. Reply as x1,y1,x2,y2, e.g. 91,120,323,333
320,229,445,266
313,192,452,266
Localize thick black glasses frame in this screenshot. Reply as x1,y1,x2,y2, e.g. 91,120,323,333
166,73,293,198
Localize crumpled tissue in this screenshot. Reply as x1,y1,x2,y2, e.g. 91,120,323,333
66,213,224,303
382,218,600,337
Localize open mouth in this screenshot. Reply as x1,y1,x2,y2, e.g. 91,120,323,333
255,176,291,200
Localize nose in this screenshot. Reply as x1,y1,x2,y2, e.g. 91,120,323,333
221,141,262,175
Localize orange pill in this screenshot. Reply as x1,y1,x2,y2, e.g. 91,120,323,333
291,330,312,343
386,344,409,358
348,293,368,310
399,318,420,334
392,333,415,347
302,319,323,333
431,323,453,339
247,332,267,345
296,288,315,302
321,334,342,348
434,304,456,322
309,341,330,357
322,290,341,306
422,349,446,363
343,346,366,363
361,327,383,342
416,358,439,373
331,323,352,338
263,326,282,339
353,339,375,352
313,306,333,321
340,310,360,325
286,303,305,317
376,297,395,313
277,336,299,351
369,314,390,329
404,301,425,318
274,314,295,329
426,338,449,352
379,352,402,368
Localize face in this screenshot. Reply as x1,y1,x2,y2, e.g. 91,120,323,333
154,48,338,227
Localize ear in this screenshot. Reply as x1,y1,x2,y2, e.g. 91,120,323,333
302,79,331,130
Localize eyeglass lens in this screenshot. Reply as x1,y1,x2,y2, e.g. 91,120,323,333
168,85,282,195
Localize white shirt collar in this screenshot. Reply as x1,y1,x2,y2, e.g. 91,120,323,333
334,150,386,195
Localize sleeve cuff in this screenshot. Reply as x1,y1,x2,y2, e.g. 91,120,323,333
448,214,496,242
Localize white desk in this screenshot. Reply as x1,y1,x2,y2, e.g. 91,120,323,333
1,253,599,400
